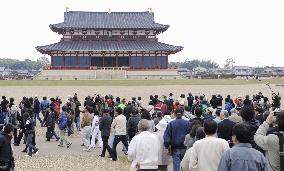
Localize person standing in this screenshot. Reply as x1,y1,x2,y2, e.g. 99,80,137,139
81,106,93,151
45,105,60,141
218,124,269,171
33,97,42,126
0,124,15,171
155,117,172,171
74,96,81,132
128,119,159,171
99,109,113,157
189,120,230,171
8,105,20,145
217,111,235,143
110,107,128,161
40,97,50,126
1,96,9,124
164,108,190,171
58,106,71,148
90,110,103,149
127,109,141,143
23,114,39,157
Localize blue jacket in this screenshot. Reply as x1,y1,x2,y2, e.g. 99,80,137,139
164,118,190,149
217,143,269,171
40,100,50,112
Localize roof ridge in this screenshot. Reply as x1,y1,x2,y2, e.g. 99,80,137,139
67,11,151,14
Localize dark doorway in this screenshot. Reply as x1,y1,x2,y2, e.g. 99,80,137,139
91,57,103,67
104,57,116,67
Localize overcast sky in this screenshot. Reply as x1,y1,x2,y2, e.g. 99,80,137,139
0,0,284,67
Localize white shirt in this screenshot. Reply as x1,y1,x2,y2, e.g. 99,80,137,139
128,131,159,170
92,115,100,129
189,136,230,171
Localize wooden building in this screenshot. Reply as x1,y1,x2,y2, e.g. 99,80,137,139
36,11,183,69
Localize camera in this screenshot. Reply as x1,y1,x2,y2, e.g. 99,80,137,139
273,108,281,116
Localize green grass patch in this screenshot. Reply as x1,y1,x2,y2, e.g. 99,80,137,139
0,79,283,86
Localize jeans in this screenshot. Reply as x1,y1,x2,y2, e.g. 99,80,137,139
3,112,9,124
172,149,186,171
33,112,42,126
26,133,38,156
101,136,112,156
75,116,81,131
111,135,128,161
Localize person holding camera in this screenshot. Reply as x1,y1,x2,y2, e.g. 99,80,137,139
0,124,15,171
254,110,284,171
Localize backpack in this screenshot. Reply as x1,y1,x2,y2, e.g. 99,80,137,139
54,102,60,114
59,113,68,130
9,110,18,126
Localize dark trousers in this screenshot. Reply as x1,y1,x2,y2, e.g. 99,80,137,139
111,135,128,161
13,128,17,143
15,129,24,144
101,136,112,156
141,170,158,171
128,133,136,143
46,127,59,140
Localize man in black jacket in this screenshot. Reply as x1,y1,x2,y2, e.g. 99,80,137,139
99,109,113,157
217,110,235,145
127,109,141,142
45,106,60,141
23,115,39,157
0,124,15,171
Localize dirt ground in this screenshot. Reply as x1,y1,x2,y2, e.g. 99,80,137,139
0,84,283,171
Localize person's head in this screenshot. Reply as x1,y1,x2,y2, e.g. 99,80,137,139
138,119,150,132
103,109,109,115
116,97,120,103
138,97,141,101
240,105,255,121
10,98,14,103
149,101,154,106
232,124,251,144
264,97,269,103
195,127,206,140
225,98,230,103
2,96,6,100
208,107,214,115
194,107,202,118
255,107,263,115
190,122,202,138
215,109,221,117
43,97,47,100
141,110,151,120
220,110,229,120
50,97,55,102
94,110,99,116
277,112,284,132
3,123,14,138
116,107,123,115
85,105,93,113
175,107,184,118
204,120,218,135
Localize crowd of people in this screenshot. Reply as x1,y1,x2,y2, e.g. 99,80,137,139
0,91,282,171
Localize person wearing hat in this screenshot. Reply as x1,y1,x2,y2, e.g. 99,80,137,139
203,107,215,122
155,116,172,171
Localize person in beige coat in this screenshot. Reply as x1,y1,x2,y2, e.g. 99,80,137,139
181,127,205,171
155,115,172,171
254,111,284,171
189,120,230,171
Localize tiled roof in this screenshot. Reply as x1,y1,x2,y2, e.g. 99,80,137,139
36,41,183,54
50,11,169,33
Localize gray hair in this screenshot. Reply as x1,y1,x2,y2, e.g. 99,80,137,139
138,119,150,132
222,110,229,118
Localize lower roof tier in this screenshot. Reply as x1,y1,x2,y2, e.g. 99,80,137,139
36,41,183,54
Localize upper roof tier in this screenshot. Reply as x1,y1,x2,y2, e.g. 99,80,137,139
50,11,169,34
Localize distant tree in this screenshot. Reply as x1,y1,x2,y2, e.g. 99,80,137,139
224,58,235,69
180,59,219,70
37,56,50,67
0,57,50,70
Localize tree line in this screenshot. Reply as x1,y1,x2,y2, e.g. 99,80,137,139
0,57,50,71
169,59,220,70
